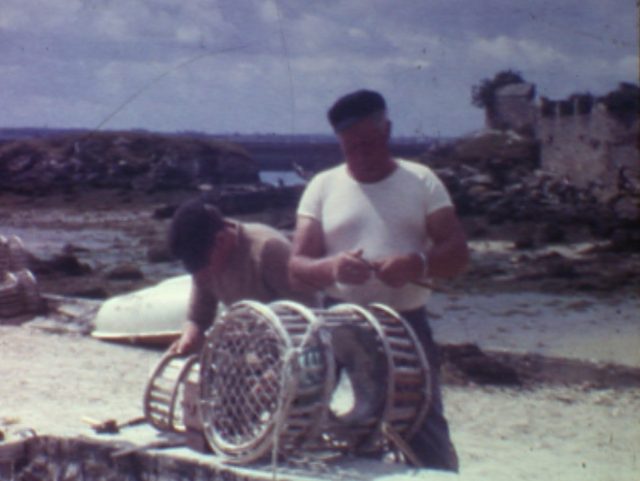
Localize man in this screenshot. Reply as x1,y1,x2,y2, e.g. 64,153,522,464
289,90,468,471
168,197,312,354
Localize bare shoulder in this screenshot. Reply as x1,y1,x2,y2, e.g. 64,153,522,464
291,215,325,257
244,222,289,243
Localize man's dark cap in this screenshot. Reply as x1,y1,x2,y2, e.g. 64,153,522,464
168,198,225,273
328,90,386,132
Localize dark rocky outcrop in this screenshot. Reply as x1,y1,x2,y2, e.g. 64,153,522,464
105,264,145,281
0,130,258,195
441,343,521,386
441,343,640,388
422,130,639,249
30,253,92,277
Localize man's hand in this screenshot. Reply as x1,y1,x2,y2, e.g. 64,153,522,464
372,252,424,288
333,249,372,285
168,321,204,355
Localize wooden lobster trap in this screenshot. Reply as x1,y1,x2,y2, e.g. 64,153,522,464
198,300,335,464
143,353,200,434
0,235,42,318
142,300,431,465
321,303,431,456
0,269,41,318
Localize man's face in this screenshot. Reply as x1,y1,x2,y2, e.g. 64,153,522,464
338,115,391,180
194,225,236,279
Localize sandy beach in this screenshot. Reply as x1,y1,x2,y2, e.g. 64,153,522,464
1,288,639,481
1,196,639,480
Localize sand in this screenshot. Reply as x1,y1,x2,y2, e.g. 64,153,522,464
1,288,639,481
0,196,639,480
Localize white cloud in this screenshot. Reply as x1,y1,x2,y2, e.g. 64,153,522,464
258,0,280,23
175,25,203,45
618,55,640,82
471,36,568,67
286,12,352,54
0,3,31,29
2,1,85,31
0,0,636,136
93,9,132,39
347,27,368,40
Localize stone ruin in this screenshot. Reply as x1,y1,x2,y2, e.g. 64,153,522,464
439,80,639,250
537,85,639,214
487,81,639,217
488,82,537,135
423,129,635,234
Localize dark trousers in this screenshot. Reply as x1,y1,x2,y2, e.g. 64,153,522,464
401,307,459,472
326,299,459,472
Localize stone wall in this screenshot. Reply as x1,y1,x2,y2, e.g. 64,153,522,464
490,83,537,135
537,96,639,211
487,83,639,218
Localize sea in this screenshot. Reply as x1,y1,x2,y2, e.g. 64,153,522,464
259,170,305,186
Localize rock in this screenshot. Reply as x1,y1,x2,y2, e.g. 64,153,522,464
422,129,638,245
544,255,578,278
68,287,109,299
152,204,177,220
441,343,521,386
610,228,640,252
62,243,90,254
105,264,144,281
462,217,490,238
32,254,92,276
541,222,566,243
147,245,173,263
514,233,535,250
0,131,259,194
464,173,494,187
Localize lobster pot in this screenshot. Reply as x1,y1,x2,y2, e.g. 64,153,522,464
0,273,23,318
367,304,431,439
198,300,335,464
0,233,41,318
14,269,42,314
0,236,9,274
7,235,29,272
315,306,387,452
324,303,431,452
143,353,200,433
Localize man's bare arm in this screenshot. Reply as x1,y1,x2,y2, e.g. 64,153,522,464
289,216,333,290
289,215,371,291
425,206,469,278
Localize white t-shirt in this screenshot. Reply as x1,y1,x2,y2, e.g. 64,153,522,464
297,159,452,311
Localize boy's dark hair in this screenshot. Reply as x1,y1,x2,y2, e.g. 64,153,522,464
168,198,225,273
328,89,386,132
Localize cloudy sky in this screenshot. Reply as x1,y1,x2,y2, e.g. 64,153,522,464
1,0,637,137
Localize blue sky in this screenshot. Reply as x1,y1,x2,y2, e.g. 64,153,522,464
1,0,636,137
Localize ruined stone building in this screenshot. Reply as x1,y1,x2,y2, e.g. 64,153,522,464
488,82,537,135
489,82,639,217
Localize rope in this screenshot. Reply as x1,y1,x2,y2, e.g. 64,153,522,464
269,321,322,479
270,346,300,480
